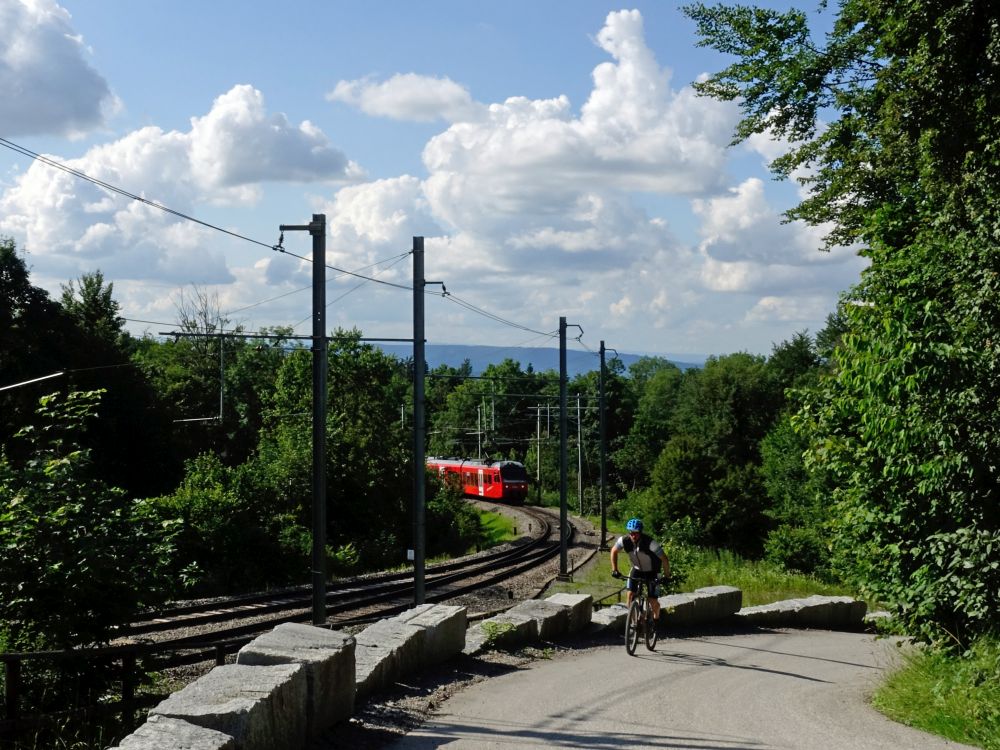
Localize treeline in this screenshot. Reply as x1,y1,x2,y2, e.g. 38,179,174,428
5,181,1000,669
1,236,845,655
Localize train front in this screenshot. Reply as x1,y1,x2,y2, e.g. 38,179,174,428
497,461,529,504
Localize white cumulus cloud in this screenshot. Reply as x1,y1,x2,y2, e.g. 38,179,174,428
0,85,361,286
0,0,115,136
328,73,484,123
190,85,361,188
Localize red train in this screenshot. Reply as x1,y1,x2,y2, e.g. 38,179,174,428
426,456,529,505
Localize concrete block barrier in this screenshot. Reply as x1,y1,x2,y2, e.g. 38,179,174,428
591,603,628,633
354,617,427,700
236,622,355,738
463,610,539,655
395,603,467,665
112,714,237,749
734,595,867,630
507,599,570,640
148,663,307,750
114,584,871,750
545,593,593,633
354,603,468,700
688,586,743,621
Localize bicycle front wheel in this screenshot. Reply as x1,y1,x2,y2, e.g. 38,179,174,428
625,600,641,655
644,601,658,651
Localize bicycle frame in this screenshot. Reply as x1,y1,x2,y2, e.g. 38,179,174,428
617,573,659,655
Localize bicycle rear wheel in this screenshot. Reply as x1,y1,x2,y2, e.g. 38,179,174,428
644,601,658,651
625,600,641,655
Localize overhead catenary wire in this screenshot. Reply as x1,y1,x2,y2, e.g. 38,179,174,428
0,137,411,291
1,136,578,348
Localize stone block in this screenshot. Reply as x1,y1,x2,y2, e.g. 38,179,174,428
508,599,569,640
237,622,355,737
544,593,593,633
591,604,628,633
395,603,467,665
354,616,427,700
113,715,236,750
659,586,742,626
149,663,306,750
694,586,743,618
659,593,698,625
462,611,538,655
734,595,867,630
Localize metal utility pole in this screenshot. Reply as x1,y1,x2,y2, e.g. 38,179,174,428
412,236,427,605
599,341,608,550
558,317,583,579
577,393,583,515
559,317,568,577
536,404,542,484
411,238,444,606
279,214,327,626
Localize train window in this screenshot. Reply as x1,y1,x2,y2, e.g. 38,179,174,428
499,463,529,481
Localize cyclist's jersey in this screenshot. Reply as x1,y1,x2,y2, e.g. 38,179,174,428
614,533,664,574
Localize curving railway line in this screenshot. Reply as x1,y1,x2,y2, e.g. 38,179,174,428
118,503,572,653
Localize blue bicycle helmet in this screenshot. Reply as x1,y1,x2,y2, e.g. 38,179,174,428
625,518,643,532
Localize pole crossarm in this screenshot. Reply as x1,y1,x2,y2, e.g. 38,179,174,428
158,331,413,342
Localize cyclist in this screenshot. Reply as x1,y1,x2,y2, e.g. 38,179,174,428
610,518,671,622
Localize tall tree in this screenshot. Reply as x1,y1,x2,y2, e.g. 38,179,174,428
613,362,683,490
1,245,178,496
686,0,1000,642
651,353,783,553
60,270,127,350
0,238,75,455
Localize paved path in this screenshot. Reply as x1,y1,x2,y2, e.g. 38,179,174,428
386,629,974,749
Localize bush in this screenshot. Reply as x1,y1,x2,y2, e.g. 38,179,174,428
0,391,175,649
149,453,309,594
764,524,831,579
426,473,481,556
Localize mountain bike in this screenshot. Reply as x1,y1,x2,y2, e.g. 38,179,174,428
612,571,660,655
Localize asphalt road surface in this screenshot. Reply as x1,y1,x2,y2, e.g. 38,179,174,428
386,629,976,750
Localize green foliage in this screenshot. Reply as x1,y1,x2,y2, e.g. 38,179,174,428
425,471,481,557
686,0,1000,645
1,244,180,498
254,332,413,573
613,362,683,488
148,452,309,594
0,391,175,649
685,0,1000,249
60,271,126,350
649,353,782,555
799,230,1000,644
873,637,1000,750
760,411,832,577
480,620,518,647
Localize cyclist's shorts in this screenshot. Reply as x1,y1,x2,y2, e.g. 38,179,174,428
627,569,659,598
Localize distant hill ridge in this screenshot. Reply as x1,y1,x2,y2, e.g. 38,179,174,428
374,343,705,377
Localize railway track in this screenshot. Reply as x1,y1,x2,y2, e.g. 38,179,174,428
117,503,572,653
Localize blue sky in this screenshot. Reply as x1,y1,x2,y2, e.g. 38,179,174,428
0,0,864,358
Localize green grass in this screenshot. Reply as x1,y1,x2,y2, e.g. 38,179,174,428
681,548,860,608
546,540,865,610
872,637,1000,750
476,510,517,549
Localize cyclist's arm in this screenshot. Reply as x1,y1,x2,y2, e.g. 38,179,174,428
658,550,670,578
610,545,620,575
